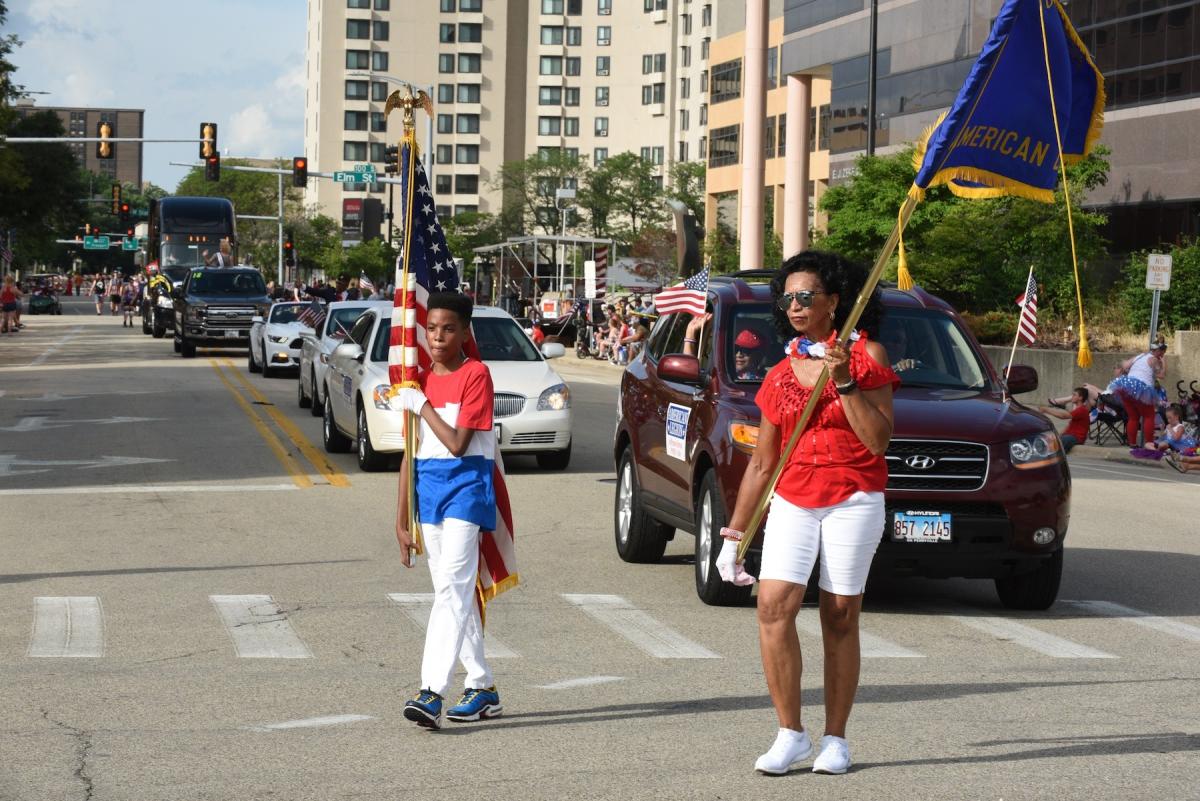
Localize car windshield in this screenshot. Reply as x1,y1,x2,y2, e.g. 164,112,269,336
473,316,542,361
326,307,365,339
161,242,215,268
187,270,266,296
726,304,990,390
270,304,302,324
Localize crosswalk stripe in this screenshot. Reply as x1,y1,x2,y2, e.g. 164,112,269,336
386,593,518,658
949,615,1116,658
1063,600,1200,644
562,594,720,659
29,597,104,657
795,611,924,657
209,595,312,659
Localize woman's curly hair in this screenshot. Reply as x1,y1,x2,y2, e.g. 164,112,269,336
770,250,884,340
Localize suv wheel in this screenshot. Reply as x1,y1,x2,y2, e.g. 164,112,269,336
309,372,324,417
247,343,261,373
357,406,388,471
536,442,571,471
173,335,182,353
298,370,312,408
614,446,672,563
694,470,753,606
995,548,1062,610
322,387,352,453
180,337,196,358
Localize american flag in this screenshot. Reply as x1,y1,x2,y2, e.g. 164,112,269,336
0,244,11,267
1016,271,1038,345
297,298,326,331
594,245,607,297
390,137,517,610
359,272,375,296
653,268,709,316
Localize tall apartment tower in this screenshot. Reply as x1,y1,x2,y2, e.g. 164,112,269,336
304,0,711,228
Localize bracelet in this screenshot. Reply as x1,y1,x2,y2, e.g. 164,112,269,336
835,379,859,395
719,527,744,542
683,337,697,344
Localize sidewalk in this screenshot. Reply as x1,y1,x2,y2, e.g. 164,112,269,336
1070,443,1169,469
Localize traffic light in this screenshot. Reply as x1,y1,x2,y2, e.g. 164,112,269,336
111,183,122,214
119,202,131,225
199,122,218,159
89,224,100,237
291,156,308,187
205,153,221,182
283,230,295,267
383,145,398,175
96,121,114,159
125,227,135,238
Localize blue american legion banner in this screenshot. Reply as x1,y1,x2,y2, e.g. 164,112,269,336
911,0,1104,203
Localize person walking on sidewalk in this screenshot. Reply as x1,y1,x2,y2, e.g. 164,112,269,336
91,275,106,315
392,292,504,730
1,274,21,334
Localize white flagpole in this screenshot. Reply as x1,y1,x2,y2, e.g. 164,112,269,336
1004,263,1035,390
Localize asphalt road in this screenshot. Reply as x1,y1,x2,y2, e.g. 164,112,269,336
1,297,1197,801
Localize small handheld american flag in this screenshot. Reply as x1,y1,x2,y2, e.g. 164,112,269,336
297,298,326,332
359,271,375,296
1016,272,1038,345
653,268,709,317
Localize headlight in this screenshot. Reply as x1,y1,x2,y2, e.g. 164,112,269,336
186,304,206,321
156,295,173,308
730,421,759,452
269,334,290,344
373,384,394,410
319,352,330,364
537,383,571,411
1009,431,1063,470
257,304,271,317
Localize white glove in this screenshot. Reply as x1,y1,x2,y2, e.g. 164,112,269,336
716,536,756,586
391,387,428,415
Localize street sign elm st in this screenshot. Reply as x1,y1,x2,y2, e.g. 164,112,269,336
83,235,111,250
334,171,372,183
1145,253,1172,291
353,163,376,175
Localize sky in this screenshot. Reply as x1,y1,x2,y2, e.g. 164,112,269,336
7,0,306,191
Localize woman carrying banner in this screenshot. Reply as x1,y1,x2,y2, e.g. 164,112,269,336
717,250,898,776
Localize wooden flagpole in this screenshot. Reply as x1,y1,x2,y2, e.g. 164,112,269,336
1004,263,1035,392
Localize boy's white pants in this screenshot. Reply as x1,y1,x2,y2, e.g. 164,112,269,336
421,517,493,697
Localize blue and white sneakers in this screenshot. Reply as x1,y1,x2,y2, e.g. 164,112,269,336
446,686,503,722
403,689,444,730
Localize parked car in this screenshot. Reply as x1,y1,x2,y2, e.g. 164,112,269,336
297,300,381,416
322,305,573,471
613,271,1070,610
172,267,271,358
248,301,313,378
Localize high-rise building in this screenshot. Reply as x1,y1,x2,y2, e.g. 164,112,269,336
13,101,145,187
708,0,1200,254
304,0,712,229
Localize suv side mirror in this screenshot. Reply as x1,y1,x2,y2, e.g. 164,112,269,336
251,315,264,325
1005,364,1038,395
541,343,565,359
333,342,363,362
658,354,702,385
171,287,183,300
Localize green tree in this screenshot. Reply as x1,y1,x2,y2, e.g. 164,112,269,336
1119,241,1200,332
667,160,706,227
584,152,667,247
443,211,503,262
289,214,344,280
493,150,588,236
344,238,396,290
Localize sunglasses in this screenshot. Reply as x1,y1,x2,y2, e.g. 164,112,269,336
776,290,826,310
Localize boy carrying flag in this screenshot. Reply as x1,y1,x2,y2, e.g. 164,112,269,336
392,291,502,729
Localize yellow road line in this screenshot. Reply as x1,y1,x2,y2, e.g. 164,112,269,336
209,360,312,489
221,359,352,488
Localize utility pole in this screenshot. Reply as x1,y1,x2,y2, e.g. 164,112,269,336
277,173,284,285
866,0,879,156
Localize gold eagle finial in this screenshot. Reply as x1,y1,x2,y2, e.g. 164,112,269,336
384,86,434,132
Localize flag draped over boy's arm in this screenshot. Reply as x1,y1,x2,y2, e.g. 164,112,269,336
388,127,518,612
739,0,1104,562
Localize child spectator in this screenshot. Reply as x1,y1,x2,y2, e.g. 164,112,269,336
1037,387,1091,453
1152,404,1196,453
392,292,502,730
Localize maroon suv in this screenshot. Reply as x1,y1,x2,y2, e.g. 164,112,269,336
613,271,1070,609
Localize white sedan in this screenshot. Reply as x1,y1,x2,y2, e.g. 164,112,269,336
297,300,385,416
322,305,573,472
248,302,314,378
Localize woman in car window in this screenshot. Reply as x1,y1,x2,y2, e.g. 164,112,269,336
717,250,898,777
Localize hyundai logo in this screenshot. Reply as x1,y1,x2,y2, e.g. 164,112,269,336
905,455,936,470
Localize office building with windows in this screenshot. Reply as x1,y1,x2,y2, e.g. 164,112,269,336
709,0,1200,255
13,101,145,187
305,0,714,230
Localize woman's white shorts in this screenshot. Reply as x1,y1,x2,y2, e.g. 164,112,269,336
759,491,884,595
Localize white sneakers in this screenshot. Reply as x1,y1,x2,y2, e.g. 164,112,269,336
812,735,852,774
754,727,813,775
754,729,852,776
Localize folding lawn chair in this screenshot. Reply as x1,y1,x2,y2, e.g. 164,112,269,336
1090,393,1127,446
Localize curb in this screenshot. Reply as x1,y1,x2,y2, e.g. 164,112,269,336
1069,444,1168,470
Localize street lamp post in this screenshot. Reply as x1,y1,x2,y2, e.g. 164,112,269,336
866,0,879,156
